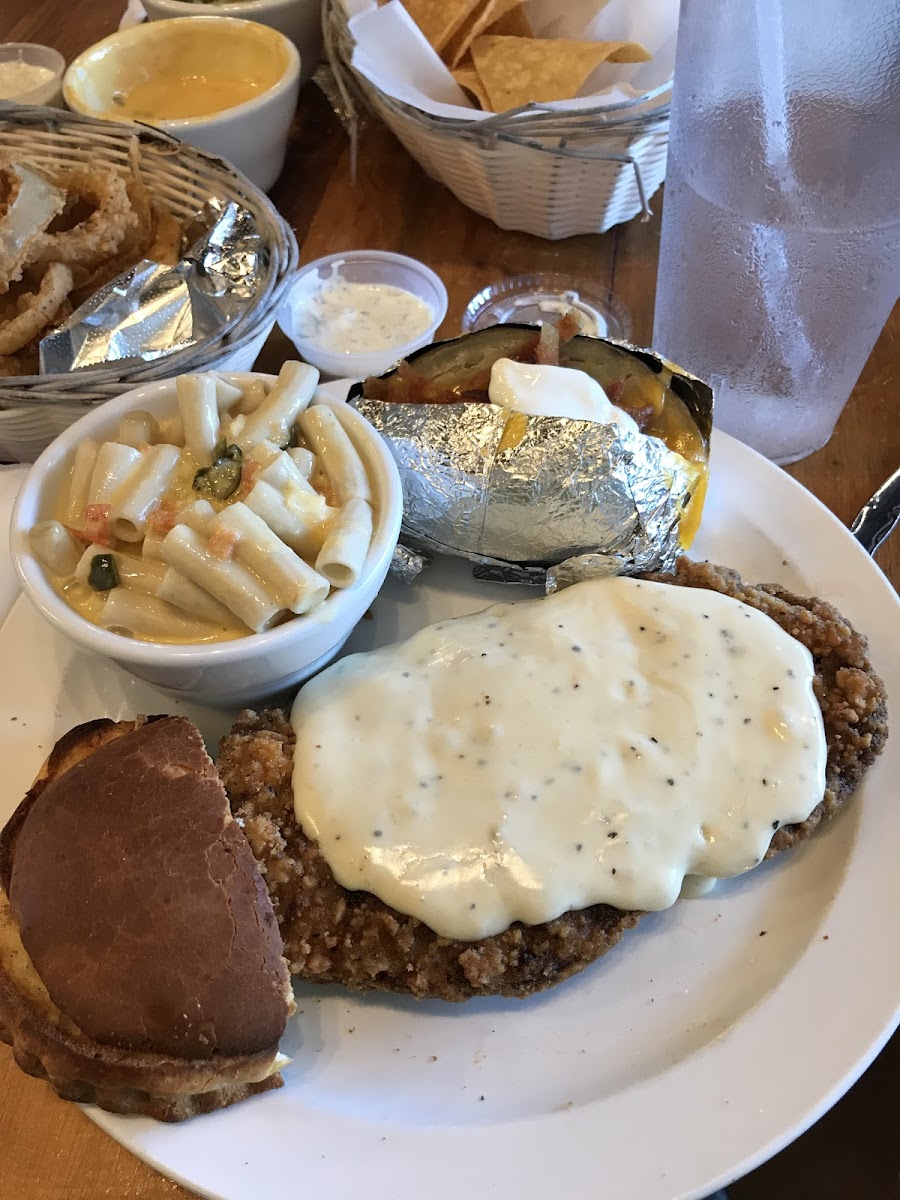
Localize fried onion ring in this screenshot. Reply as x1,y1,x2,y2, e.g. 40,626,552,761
0,263,73,356
26,167,136,274
147,205,185,266
0,164,66,295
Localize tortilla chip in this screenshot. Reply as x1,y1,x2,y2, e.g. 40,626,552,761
443,0,523,69
452,64,492,111
399,0,485,54
484,3,533,37
470,35,651,111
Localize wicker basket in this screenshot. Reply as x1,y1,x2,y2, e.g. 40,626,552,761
0,105,299,462
324,0,670,242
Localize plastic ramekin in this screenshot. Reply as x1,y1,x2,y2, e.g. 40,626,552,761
278,250,449,379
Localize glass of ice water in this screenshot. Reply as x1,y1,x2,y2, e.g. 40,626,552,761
653,0,900,464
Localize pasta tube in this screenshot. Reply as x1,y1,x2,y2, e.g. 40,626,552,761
220,413,247,444
88,442,142,507
157,568,242,627
177,373,220,463
315,500,373,588
257,450,321,499
115,557,168,596
235,361,317,450
99,589,219,641
141,530,166,563
62,439,99,528
287,447,315,478
117,410,160,448
297,402,371,505
214,504,330,614
244,479,327,559
160,525,288,633
233,378,268,415
156,417,183,446
29,521,82,576
108,444,181,542
175,499,217,536
209,373,244,408
246,439,283,472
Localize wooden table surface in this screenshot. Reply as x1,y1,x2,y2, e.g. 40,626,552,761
1,3,898,1198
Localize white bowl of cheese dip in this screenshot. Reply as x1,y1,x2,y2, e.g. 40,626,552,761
278,251,448,379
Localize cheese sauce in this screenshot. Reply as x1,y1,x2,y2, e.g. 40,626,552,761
292,271,434,356
291,577,827,940
111,74,266,122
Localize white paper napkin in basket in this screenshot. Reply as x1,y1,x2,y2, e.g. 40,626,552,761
120,0,148,28
343,0,677,121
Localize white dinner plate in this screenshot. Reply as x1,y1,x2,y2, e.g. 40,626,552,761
1,428,897,1200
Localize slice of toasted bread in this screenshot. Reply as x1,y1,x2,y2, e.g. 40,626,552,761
0,716,295,1122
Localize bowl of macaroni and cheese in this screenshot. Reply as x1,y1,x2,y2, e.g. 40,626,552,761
9,366,403,706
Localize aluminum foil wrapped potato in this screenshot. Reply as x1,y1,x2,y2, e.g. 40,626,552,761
349,326,713,579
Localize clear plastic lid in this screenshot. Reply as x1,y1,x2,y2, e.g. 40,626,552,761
462,273,632,342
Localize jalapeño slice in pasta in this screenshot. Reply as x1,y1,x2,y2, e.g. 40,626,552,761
87,553,119,592
193,442,243,501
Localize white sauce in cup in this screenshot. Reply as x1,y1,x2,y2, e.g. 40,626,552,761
291,266,434,357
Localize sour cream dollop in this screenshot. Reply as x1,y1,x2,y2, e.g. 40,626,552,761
290,577,827,941
488,358,640,434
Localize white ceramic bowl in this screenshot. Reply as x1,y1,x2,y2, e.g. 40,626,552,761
9,373,403,707
142,0,322,86
0,43,65,106
278,251,449,378
63,18,300,192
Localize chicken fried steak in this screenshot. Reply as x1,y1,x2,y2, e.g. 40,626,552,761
218,559,887,1002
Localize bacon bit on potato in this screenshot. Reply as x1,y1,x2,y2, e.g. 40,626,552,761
535,322,560,366
208,526,238,561
82,503,111,546
605,379,625,403
556,312,581,344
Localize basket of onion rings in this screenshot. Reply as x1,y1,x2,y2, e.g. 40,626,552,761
0,105,298,461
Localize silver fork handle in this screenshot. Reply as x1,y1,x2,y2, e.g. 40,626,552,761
850,465,900,556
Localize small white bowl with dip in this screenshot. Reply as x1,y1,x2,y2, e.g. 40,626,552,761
278,251,449,378
0,44,65,106
63,17,300,191
10,372,403,707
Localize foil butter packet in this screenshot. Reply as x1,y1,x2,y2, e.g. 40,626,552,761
39,200,267,373
350,329,714,587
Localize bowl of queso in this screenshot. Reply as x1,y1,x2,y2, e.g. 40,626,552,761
63,17,300,191
141,0,323,86
9,367,403,707
278,251,449,378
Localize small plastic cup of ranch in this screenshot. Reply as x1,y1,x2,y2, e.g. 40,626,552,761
278,250,449,379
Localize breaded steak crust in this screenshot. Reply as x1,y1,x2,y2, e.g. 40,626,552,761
218,559,888,1002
